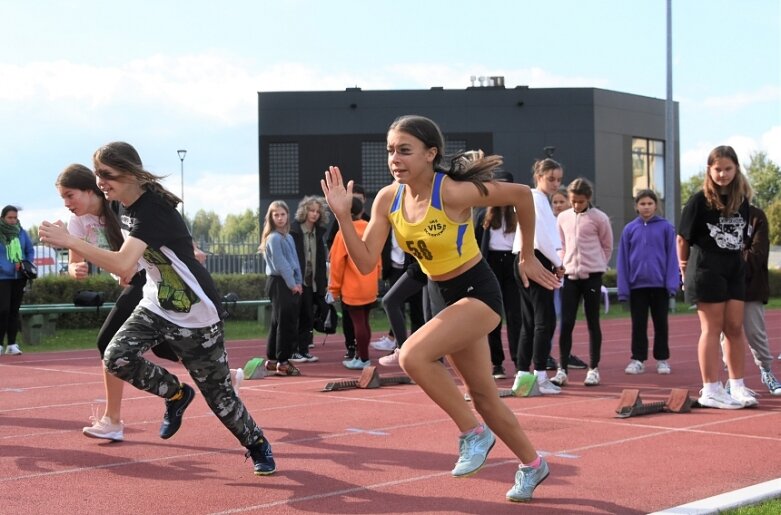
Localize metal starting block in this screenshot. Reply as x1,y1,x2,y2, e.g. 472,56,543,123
615,388,694,418
322,366,414,392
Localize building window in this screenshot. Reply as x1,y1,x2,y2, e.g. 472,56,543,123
632,138,665,198
268,143,299,195
361,141,390,194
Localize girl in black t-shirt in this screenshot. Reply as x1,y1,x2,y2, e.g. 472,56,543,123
677,145,756,410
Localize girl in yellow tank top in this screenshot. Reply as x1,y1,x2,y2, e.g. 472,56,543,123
322,115,559,503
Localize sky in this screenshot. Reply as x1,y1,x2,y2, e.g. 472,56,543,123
2,0,779,229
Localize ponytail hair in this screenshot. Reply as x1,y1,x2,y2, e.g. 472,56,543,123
388,115,503,196
567,177,594,200
56,164,124,251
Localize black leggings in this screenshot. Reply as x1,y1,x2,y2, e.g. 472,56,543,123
381,269,425,348
0,278,26,345
629,287,670,361
558,273,603,371
517,251,557,372
266,275,300,362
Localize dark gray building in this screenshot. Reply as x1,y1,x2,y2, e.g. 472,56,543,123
257,84,679,249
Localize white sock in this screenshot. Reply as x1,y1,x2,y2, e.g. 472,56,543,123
535,370,548,382
729,378,745,391
702,382,721,395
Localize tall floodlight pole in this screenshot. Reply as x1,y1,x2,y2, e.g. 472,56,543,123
177,149,187,216
664,0,675,222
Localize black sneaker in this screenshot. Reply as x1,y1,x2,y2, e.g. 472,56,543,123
546,356,558,370
245,436,276,475
492,365,507,379
301,352,319,362
160,383,196,439
568,354,588,369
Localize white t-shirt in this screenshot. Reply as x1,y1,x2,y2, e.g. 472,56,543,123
68,213,110,249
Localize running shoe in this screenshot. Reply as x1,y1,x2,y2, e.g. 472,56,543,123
5,343,22,355
245,435,276,475
160,383,196,439
624,360,645,375
729,385,759,408
379,348,401,366
550,368,568,387
343,357,371,370
537,376,561,395
370,336,396,352
567,354,587,369
697,385,743,409
761,368,781,396
656,360,671,375
506,457,550,502
230,368,244,396
451,425,496,477
584,368,600,386
289,353,308,363
492,365,507,379
83,415,124,442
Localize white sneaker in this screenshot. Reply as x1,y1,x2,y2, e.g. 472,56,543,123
584,368,600,386
624,360,644,375
343,357,371,370
5,343,22,355
550,368,568,387
370,335,396,352
698,384,743,409
379,348,401,366
730,385,759,408
83,415,124,441
656,360,671,375
537,376,561,395
230,368,244,396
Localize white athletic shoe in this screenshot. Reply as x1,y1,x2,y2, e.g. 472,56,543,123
370,335,396,352
729,385,759,408
656,360,671,375
5,343,22,355
83,416,124,441
624,360,645,375
537,376,561,395
231,368,244,396
550,368,568,387
584,368,600,386
698,385,743,410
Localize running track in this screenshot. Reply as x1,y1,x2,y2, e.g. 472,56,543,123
1,310,780,514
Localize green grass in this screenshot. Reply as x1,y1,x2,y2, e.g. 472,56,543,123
19,298,781,352
720,498,781,514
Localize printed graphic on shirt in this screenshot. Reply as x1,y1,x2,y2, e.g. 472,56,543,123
144,247,200,312
706,215,745,251
424,219,446,237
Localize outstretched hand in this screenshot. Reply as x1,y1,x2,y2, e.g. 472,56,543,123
321,166,354,220
518,254,560,290
38,220,71,248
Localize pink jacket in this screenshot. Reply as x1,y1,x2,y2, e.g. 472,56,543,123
557,206,613,279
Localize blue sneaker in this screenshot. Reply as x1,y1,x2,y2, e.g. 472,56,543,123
451,424,495,477
506,457,550,502
245,436,276,475
159,384,195,439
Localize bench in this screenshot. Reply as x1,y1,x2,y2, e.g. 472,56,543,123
19,298,271,346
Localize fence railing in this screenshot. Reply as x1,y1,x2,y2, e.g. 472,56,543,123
32,241,266,276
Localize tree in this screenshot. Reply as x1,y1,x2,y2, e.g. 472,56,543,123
680,171,705,207
745,151,781,210
765,199,781,246
221,209,259,243
191,209,222,243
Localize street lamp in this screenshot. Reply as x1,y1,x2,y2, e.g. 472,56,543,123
177,149,187,216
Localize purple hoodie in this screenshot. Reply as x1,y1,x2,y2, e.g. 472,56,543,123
617,215,678,301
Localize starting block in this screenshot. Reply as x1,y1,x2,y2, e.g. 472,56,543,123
495,374,542,398
243,357,271,379
322,365,413,392
615,388,693,418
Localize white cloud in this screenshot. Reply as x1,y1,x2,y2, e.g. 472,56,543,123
679,125,781,180
701,85,780,111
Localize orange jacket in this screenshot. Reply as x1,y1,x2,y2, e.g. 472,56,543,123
328,219,381,306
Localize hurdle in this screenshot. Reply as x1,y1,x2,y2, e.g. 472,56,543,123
615,388,694,418
322,366,414,392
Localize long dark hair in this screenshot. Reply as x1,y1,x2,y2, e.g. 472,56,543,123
93,142,181,208
702,145,752,215
56,164,124,251
388,115,503,195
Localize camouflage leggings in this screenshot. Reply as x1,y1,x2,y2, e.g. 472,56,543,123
104,306,263,447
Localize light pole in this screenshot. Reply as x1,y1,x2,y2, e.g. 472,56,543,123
177,149,187,216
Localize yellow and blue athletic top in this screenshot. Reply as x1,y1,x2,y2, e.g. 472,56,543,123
389,172,480,276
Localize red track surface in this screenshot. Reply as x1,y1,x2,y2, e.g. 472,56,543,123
1,310,780,514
